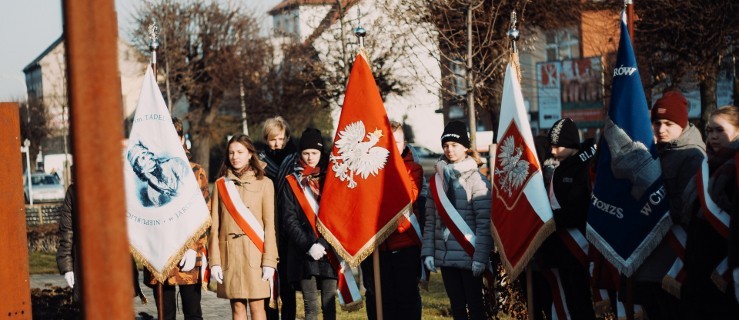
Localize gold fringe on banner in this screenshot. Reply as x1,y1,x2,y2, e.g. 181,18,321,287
130,219,211,284
317,202,411,269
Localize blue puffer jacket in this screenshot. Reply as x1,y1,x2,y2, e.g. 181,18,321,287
421,156,493,270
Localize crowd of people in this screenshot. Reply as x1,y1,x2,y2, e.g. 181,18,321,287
56,91,739,319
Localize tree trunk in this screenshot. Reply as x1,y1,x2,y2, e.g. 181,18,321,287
699,67,718,130
192,133,211,177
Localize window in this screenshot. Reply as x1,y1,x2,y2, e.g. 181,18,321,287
544,28,580,61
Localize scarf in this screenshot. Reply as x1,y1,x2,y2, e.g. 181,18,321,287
231,166,251,179
438,156,478,203
296,159,323,198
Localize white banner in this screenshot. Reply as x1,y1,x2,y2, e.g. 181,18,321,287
124,66,211,281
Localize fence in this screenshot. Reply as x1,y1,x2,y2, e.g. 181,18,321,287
25,203,63,226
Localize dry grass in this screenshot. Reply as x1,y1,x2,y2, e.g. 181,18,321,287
294,274,453,320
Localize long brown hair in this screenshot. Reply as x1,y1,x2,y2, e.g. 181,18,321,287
218,134,265,180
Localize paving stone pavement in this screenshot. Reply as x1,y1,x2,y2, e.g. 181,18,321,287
31,272,233,319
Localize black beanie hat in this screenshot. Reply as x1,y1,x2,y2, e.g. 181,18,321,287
299,128,323,152
441,121,471,148
548,118,580,149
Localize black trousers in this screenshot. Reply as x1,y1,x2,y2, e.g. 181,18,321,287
361,246,422,320
152,282,202,320
632,281,680,320
300,276,337,320
440,266,485,320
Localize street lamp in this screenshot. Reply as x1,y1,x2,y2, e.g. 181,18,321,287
21,138,33,206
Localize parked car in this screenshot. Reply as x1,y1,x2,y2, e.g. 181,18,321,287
409,144,441,178
24,173,65,203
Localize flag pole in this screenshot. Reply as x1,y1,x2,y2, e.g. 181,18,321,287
508,11,534,320
353,13,384,319
149,23,159,77
148,21,166,320
625,0,634,45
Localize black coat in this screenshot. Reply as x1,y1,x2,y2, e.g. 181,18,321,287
279,170,337,284
539,146,592,269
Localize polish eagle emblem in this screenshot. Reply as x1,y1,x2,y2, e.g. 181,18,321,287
494,135,531,197
330,121,390,188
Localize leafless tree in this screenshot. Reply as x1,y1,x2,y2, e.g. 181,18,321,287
634,0,739,125
261,43,334,134
382,0,586,140
19,98,50,171
131,0,271,173
305,1,413,108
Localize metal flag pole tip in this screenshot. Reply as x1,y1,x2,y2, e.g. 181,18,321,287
507,11,520,53
148,23,160,70
354,6,366,49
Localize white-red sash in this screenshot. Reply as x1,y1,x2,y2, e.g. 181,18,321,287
711,257,730,293
400,209,431,289
286,175,363,311
216,177,277,307
662,225,687,298
216,177,265,252
430,173,494,284
549,181,610,311
697,159,730,238
696,159,732,291
542,268,572,320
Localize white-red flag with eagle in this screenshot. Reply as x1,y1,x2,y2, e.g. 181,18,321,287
318,52,414,267
492,57,556,280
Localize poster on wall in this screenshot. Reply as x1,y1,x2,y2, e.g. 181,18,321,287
537,61,562,128
560,56,604,128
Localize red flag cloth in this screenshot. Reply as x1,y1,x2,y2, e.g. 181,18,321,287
318,52,414,268
491,60,555,280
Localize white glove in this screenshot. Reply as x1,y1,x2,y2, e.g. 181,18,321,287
424,256,436,273
179,249,197,272
211,265,224,284
64,271,75,288
471,261,485,277
262,266,275,281
733,267,739,304
308,243,327,261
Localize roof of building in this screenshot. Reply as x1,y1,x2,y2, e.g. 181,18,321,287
23,35,64,73
302,0,359,45
268,0,335,15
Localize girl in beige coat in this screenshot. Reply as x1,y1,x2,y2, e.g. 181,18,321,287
209,134,278,320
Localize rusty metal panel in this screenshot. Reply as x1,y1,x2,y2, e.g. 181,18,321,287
62,1,134,319
0,103,32,319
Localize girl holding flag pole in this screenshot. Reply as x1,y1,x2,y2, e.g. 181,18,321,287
208,134,278,320
421,121,493,320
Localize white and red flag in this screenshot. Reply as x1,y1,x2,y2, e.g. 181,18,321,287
124,66,211,282
492,57,555,280
318,52,414,267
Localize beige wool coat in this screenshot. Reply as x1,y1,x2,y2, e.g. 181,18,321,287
209,170,278,299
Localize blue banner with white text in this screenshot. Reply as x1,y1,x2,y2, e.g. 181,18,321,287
586,17,671,277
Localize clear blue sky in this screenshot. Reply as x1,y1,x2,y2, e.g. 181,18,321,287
0,0,281,101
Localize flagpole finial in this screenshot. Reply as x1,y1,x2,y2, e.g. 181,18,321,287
354,7,366,48
148,23,160,68
507,11,520,53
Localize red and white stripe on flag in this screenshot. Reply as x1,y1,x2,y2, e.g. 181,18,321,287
491,61,555,280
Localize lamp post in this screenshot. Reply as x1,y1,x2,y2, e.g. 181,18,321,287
22,139,33,206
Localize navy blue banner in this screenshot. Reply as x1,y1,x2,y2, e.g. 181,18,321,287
586,17,671,276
